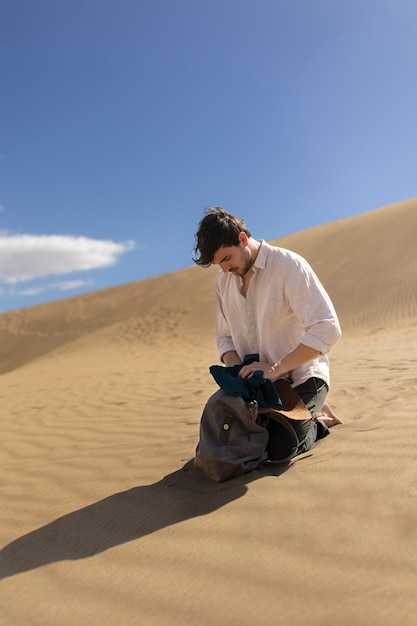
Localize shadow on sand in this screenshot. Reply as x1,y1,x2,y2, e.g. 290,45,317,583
0,460,292,579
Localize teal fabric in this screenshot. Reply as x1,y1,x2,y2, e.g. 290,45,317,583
209,353,282,408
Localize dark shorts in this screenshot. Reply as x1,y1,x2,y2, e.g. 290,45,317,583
267,377,330,458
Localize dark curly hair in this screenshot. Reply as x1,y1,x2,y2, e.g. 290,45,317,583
192,207,252,267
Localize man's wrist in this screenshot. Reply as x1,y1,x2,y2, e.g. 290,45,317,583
269,360,283,377
222,350,242,367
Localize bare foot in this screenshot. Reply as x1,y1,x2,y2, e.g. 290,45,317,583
314,402,344,427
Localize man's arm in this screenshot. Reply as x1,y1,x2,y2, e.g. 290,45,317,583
221,350,242,367
215,277,242,366
238,343,321,380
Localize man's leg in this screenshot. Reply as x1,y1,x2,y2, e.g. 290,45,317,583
290,377,330,454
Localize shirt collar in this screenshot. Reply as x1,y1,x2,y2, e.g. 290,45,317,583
253,240,269,271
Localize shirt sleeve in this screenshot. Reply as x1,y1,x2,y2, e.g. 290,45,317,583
284,253,342,354
215,275,236,361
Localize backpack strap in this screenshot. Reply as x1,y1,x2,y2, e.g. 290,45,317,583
258,378,312,421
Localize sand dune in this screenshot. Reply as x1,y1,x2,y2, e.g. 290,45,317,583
274,197,417,333
1,198,417,625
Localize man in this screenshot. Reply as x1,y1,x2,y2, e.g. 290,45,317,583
193,206,343,459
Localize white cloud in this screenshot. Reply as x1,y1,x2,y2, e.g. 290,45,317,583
0,233,136,284
55,279,92,291
14,286,48,296
0,205,4,213
11,279,92,297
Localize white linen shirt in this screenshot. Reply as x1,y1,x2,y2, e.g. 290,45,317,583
215,240,341,387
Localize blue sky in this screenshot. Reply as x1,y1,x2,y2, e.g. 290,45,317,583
1,0,416,312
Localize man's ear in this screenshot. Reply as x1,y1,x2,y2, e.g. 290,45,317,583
238,232,249,246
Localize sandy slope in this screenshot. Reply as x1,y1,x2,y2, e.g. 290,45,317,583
1,198,417,626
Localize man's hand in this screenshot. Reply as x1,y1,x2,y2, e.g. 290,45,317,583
238,360,276,380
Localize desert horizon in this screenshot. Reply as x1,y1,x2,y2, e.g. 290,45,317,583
1,197,417,625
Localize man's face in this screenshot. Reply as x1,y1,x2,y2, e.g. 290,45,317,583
212,240,252,277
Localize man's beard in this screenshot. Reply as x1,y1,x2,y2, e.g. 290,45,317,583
236,255,252,277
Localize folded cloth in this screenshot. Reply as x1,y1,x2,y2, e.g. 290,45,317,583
209,354,282,408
